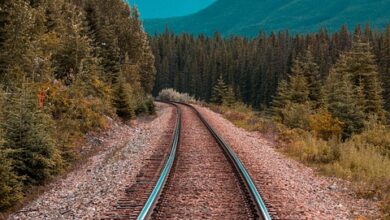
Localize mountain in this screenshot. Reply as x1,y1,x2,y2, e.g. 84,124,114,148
144,0,390,36
128,0,215,19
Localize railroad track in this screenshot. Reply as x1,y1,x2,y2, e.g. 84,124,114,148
103,102,271,220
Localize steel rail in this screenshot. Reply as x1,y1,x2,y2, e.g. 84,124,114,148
138,101,271,220
137,101,181,220
180,102,272,220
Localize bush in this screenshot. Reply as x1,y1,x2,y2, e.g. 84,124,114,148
46,82,111,163
157,88,198,103
144,96,156,114
281,103,311,130
348,118,390,157
284,129,339,163
309,108,343,140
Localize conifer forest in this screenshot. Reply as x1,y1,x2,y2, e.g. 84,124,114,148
1,0,390,218
0,0,155,211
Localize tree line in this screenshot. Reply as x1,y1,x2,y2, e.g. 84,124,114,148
0,0,155,211
151,25,390,115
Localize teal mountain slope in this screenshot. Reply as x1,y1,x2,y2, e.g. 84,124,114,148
144,0,390,36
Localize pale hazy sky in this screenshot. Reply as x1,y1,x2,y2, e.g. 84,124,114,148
128,0,216,19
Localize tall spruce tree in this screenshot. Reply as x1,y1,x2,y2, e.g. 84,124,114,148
4,84,62,185
0,89,22,211
324,54,365,138
223,86,236,106
293,50,322,106
0,0,37,85
272,79,290,121
211,75,228,104
288,73,310,104
0,149,22,211
345,37,386,121
113,75,134,121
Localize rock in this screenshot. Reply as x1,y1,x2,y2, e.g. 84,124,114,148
328,183,337,190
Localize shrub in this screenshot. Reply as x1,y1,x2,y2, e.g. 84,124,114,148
157,88,198,103
144,96,156,114
309,108,343,140
281,103,311,130
348,118,390,157
285,129,339,163
45,81,110,163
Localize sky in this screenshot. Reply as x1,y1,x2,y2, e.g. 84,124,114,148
128,0,216,19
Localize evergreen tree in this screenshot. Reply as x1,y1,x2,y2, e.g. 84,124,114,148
4,84,62,185
288,73,310,104
133,8,156,94
0,89,22,211
211,75,228,104
0,0,37,85
52,2,93,83
324,54,365,138
345,37,386,121
113,76,134,121
380,26,390,114
223,86,236,106
0,150,22,211
291,50,322,106
272,79,290,121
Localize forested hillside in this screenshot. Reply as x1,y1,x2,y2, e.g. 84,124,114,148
0,0,155,211
151,25,390,214
145,0,390,36
151,25,390,114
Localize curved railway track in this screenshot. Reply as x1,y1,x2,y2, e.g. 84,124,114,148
103,102,271,220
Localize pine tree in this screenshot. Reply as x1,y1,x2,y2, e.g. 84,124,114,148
133,8,156,94
272,79,290,121
289,73,310,104
0,150,22,211
113,76,134,121
324,54,365,138
52,2,93,83
345,37,386,121
4,84,63,185
380,26,390,114
211,75,228,104
0,0,37,85
223,86,236,106
290,51,322,106
0,89,23,211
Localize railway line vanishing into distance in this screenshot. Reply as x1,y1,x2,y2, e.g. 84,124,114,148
103,102,271,220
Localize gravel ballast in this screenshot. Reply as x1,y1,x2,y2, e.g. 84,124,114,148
196,105,380,219
9,103,174,220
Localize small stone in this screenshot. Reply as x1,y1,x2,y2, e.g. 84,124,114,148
328,183,337,190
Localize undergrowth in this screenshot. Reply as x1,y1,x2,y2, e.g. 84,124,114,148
157,88,200,104
210,102,390,218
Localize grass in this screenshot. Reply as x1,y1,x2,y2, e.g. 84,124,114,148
210,102,390,218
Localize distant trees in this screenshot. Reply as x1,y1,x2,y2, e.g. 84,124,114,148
151,25,390,116
271,36,386,139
